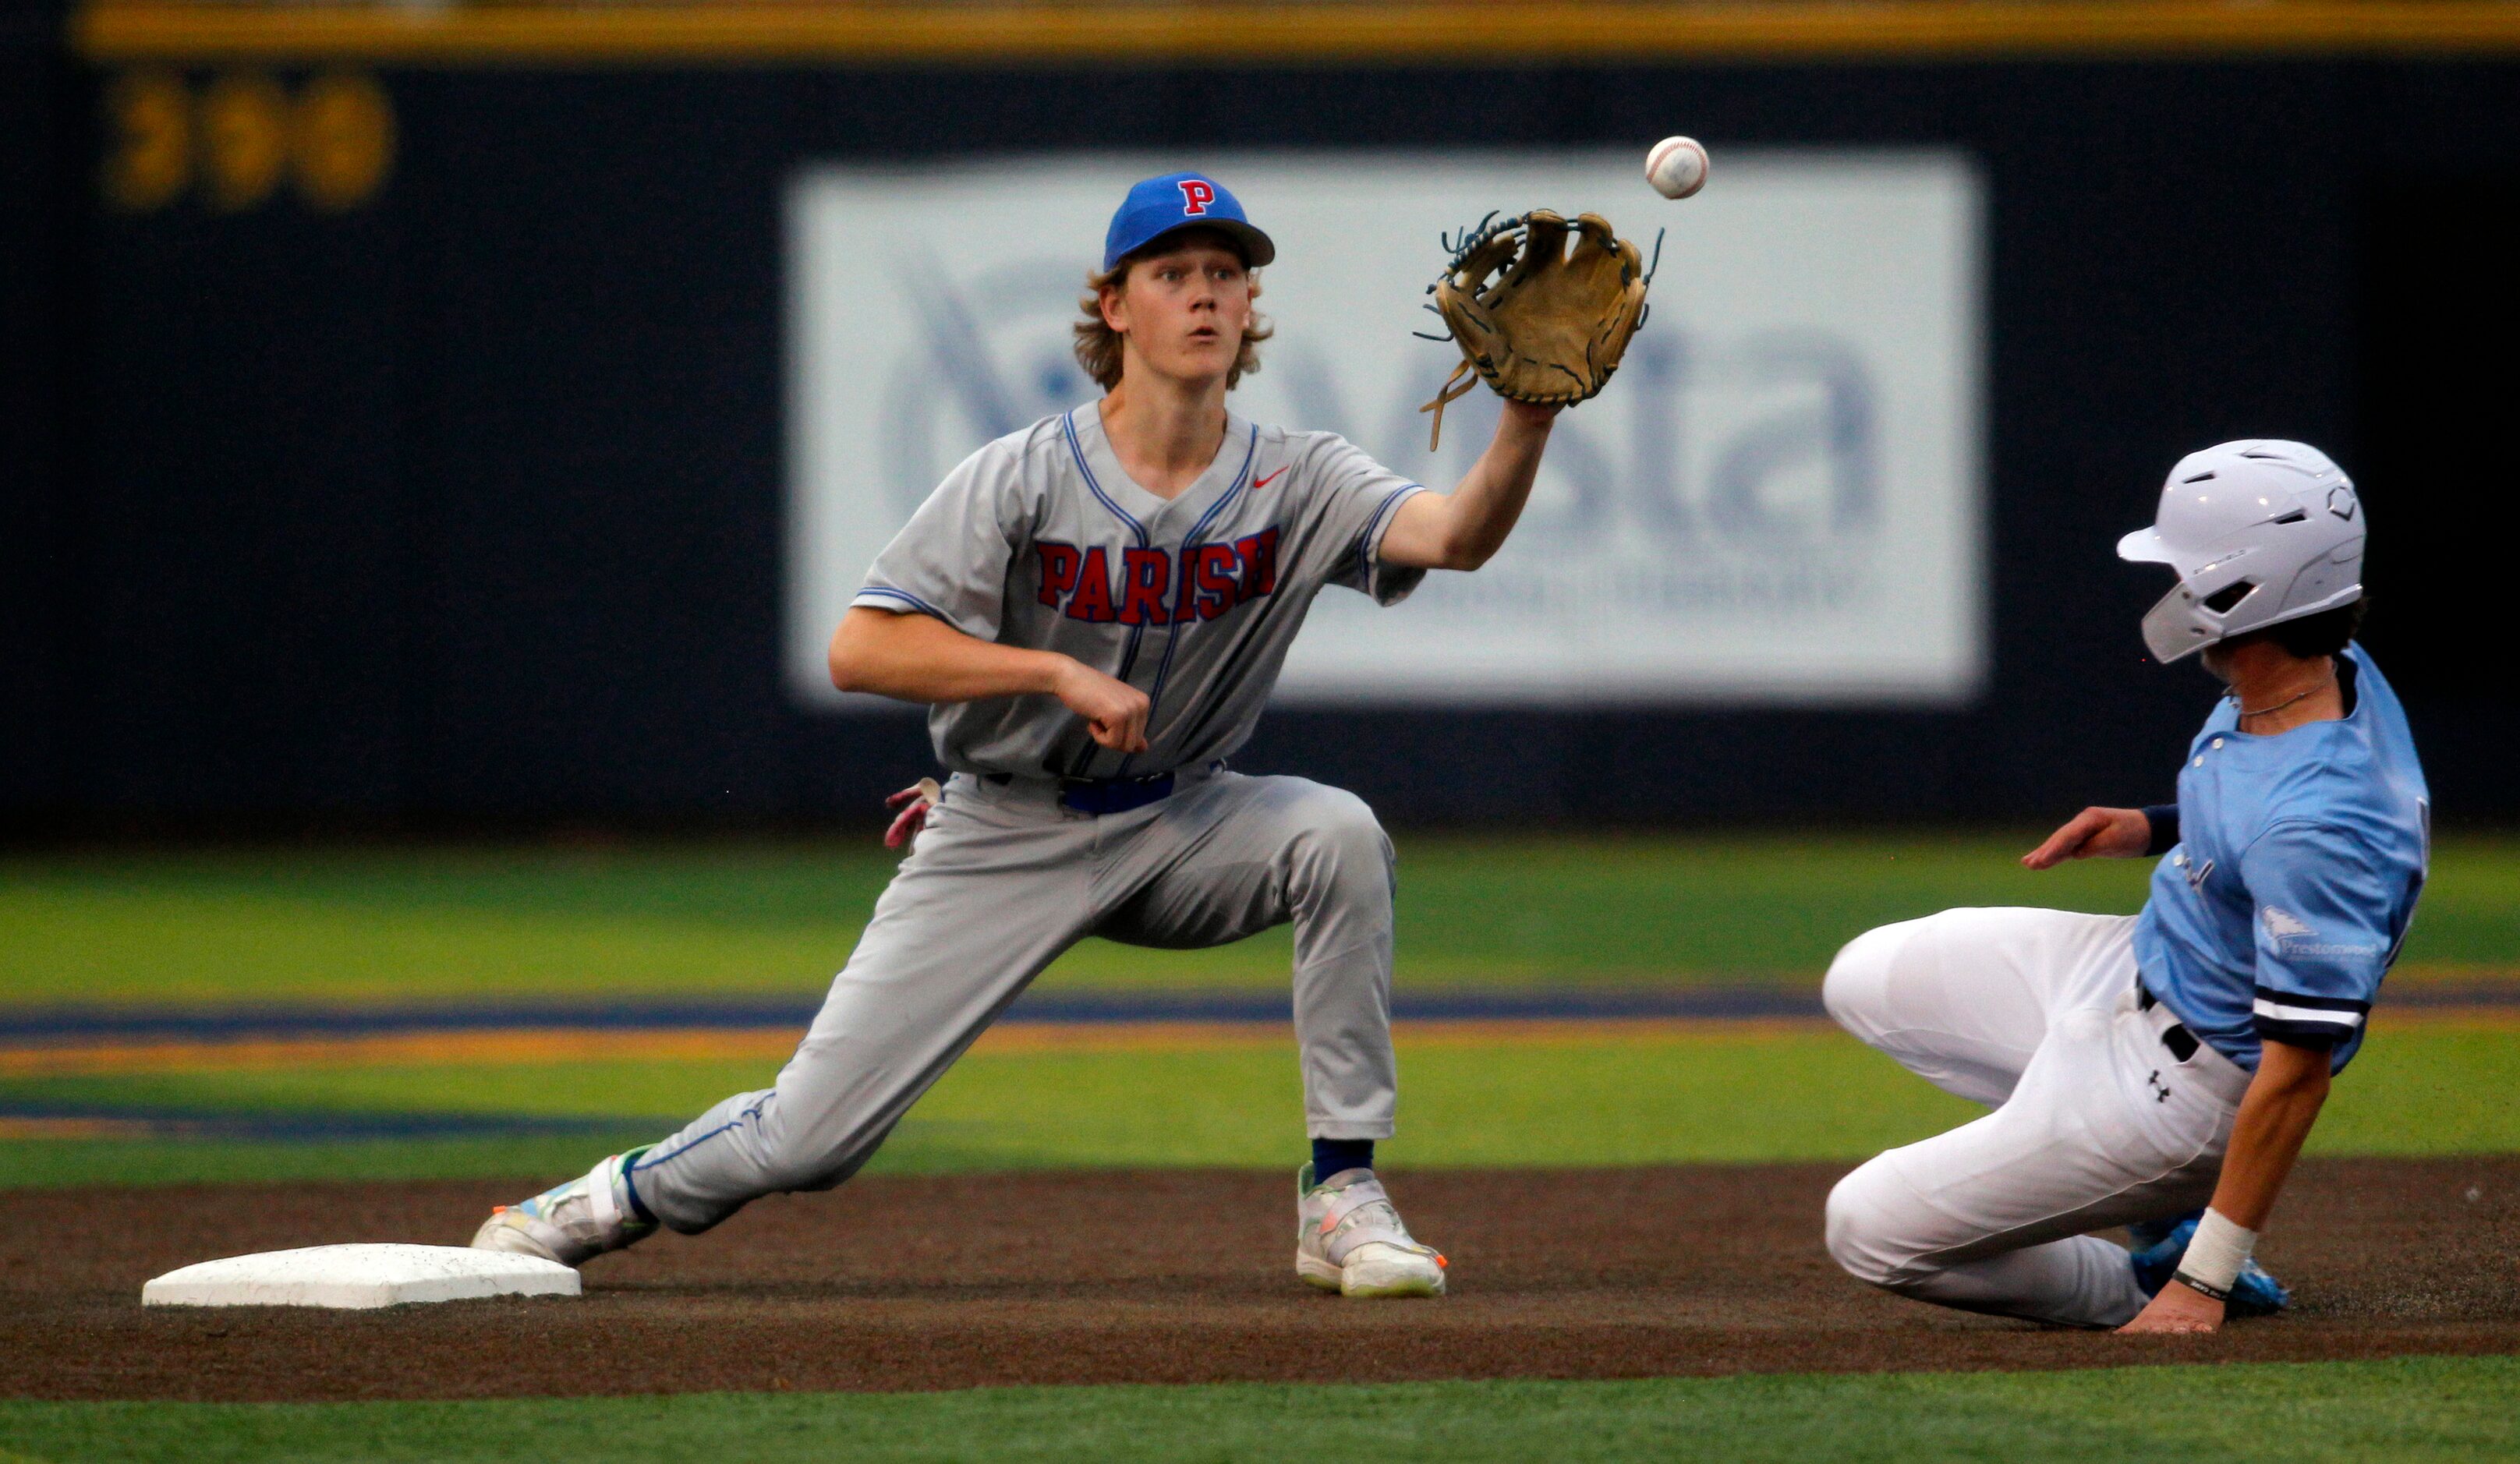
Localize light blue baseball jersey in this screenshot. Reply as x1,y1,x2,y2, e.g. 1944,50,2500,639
2133,644,2430,1073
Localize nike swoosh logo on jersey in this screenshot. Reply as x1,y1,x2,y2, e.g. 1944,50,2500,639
1253,467,1287,490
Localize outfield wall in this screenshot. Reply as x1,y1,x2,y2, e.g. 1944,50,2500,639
6,5,2518,827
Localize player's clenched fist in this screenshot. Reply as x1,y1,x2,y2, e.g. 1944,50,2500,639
2021,806,2153,869
1053,658,1151,753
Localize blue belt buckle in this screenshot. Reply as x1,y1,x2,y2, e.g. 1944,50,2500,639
1058,772,1176,816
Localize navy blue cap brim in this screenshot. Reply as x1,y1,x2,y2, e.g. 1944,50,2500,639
1110,218,1276,272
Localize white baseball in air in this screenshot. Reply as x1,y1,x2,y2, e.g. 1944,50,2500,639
1645,136,1708,200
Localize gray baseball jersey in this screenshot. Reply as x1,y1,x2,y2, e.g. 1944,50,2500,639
853,402,1427,781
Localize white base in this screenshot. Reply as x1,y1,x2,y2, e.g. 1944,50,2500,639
142,1243,581,1310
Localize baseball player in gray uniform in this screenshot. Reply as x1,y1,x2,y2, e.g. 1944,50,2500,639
475,170,1568,1298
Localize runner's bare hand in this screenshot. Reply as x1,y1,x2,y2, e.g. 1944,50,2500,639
2116,1279,2224,1334
2023,806,2151,869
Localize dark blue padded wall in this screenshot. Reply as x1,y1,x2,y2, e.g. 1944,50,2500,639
12,55,2518,827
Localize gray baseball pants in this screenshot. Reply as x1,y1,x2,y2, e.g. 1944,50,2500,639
628,766,1399,1233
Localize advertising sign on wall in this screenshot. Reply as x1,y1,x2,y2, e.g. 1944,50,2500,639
788,150,1984,708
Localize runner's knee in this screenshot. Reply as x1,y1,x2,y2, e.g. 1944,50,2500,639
1824,919,1923,1039
1824,1162,1923,1290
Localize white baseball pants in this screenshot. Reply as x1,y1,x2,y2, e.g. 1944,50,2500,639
628,767,1399,1234
1821,907,2253,1328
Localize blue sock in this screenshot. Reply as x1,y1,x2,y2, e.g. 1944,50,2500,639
1311,1139,1374,1183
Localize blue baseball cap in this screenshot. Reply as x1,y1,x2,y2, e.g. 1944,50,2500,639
1101,172,1276,274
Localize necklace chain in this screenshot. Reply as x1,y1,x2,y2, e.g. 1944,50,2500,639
2232,671,2335,722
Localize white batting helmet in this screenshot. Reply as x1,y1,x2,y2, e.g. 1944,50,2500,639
2117,439,2366,664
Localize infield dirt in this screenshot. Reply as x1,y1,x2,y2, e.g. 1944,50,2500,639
6,1158,2515,1401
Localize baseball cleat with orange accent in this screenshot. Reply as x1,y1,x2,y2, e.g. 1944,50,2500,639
1294,1162,1447,1299
470,1148,657,1267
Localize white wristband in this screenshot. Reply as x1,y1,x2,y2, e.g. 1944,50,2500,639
2171,1208,2257,1300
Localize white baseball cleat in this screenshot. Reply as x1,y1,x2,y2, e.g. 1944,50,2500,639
1295,1163,1448,1299
470,1150,657,1268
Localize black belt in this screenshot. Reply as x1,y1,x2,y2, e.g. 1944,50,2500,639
2136,982,2201,1063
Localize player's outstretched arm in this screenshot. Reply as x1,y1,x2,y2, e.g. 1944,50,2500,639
2118,1038,2331,1334
2022,806,2153,868
1378,399,1560,571
829,607,1149,751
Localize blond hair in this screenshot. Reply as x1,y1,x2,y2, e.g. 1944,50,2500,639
1072,244,1271,392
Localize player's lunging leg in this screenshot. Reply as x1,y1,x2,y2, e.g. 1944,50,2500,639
1095,774,1443,1296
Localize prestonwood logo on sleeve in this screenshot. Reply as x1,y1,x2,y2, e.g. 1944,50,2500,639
2263,905,2380,959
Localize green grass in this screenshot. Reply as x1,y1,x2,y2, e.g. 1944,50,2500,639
5,834,2515,1189
8,1018,2514,1189
2,1357,2513,1462
9,833,2516,1006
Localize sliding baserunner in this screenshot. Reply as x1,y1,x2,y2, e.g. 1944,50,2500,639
1821,439,2426,1331
472,171,1581,1297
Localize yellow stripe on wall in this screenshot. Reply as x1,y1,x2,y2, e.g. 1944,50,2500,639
75,1,2520,66
6,1006,2505,1076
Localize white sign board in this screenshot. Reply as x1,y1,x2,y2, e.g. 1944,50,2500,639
788,150,1984,707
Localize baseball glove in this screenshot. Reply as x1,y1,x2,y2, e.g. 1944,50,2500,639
1418,210,1654,449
